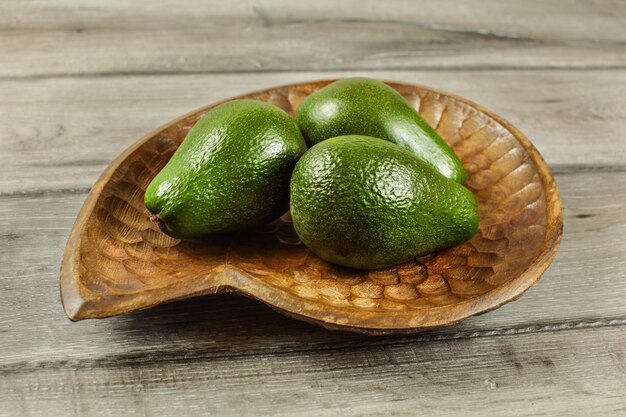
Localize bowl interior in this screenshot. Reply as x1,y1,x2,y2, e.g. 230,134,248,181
61,80,561,333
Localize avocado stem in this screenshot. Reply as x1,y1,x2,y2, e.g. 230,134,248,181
148,214,165,231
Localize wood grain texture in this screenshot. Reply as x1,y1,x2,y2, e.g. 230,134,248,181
0,170,622,364
0,125,624,417
58,80,562,332
2,326,625,417
0,170,622,362
2,69,625,195
1,0,625,414
1,0,625,78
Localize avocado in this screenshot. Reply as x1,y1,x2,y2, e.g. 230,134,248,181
145,99,307,238
295,78,466,183
290,135,478,269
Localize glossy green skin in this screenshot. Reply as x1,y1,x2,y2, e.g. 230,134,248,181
295,78,466,183
145,99,307,238
290,136,478,270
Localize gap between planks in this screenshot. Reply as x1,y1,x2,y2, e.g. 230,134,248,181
2,316,625,375
1,65,626,82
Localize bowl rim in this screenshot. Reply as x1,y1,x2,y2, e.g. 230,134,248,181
60,79,564,333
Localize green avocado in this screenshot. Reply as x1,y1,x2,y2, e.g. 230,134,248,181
290,135,478,269
145,99,307,238
295,78,466,183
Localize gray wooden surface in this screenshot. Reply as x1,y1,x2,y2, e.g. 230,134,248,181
1,1,625,416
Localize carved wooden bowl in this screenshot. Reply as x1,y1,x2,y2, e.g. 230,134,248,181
60,80,563,334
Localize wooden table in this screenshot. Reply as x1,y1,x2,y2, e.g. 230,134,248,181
1,1,625,416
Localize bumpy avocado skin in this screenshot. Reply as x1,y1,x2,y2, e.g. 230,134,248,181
290,135,478,270
145,99,307,238
295,78,466,183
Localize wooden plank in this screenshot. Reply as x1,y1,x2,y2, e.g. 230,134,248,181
0,170,624,367
2,2,624,415
1,0,625,78
1,69,625,195
1,326,625,417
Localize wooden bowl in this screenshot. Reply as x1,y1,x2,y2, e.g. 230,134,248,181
60,80,563,334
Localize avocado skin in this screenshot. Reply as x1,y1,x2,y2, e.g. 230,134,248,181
145,99,307,238
290,135,478,270
295,78,466,183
